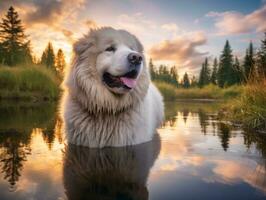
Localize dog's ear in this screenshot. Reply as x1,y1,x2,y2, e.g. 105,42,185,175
73,36,95,55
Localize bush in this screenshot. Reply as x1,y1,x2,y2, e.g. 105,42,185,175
154,81,178,100
227,80,266,131
0,64,60,100
154,81,243,101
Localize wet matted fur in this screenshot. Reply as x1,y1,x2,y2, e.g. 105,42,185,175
61,27,164,147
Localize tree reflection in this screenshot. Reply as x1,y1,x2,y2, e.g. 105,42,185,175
217,123,231,151
42,116,63,149
198,109,209,135
0,130,31,189
0,102,59,188
182,109,189,124
63,134,161,200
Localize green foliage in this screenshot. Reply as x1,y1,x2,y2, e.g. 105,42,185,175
217,40,234,87
155,81,243,101
256,33,266,78
231,56,243,84
210,57,218,85
182,72,190,88
41,42,56,68
243,42,255,81
154,81,178,100
226,80,266,131
0,6,32,66
55,48,66,79
149,58,156,80
149,60,179,87
0,64,60,100
169,65,179,86
198,58,211,87
190,75,197,87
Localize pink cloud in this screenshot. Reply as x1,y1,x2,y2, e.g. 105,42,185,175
207,5,266,35
149,31,208,71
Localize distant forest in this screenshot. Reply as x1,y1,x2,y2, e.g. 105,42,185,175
0,7,65,78
150,34,266,88
0,6,265,88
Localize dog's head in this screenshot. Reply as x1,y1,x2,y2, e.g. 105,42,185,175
65,27,150,113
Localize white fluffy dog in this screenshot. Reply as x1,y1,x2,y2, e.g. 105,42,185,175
62,27,164,147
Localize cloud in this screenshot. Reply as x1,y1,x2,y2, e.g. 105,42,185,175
114,13,206,74
61,29,74,43
0,0,86,25
161,23,179,33
206,5,266,35
116,13,157,35
84,19,99,29
149,31,208,72
210,159,266,193
205,11,224,18
25,0,65,24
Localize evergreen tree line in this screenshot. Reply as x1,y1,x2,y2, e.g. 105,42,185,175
0,6,66,78
198,37,266,88
149,58,199,88
150,35,266,88
149,59,179,86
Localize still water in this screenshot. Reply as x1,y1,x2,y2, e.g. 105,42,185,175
0,101,265,200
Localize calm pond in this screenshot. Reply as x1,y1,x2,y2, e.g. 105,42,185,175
0,101,266,200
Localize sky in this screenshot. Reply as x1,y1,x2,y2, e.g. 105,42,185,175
0,0,265,76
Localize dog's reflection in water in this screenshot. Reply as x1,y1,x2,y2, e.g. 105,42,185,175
63,134,161,200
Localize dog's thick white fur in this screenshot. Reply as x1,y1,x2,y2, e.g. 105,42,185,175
62,27,164,148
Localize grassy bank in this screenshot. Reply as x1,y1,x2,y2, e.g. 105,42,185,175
154,80,266,132
223,80,266,131
0,64,60,101
154,81,243,101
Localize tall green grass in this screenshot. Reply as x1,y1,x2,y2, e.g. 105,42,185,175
226,80,266,131
154,81,243,101
0,64,60,101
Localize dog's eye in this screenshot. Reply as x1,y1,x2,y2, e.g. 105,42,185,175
105,46,116,52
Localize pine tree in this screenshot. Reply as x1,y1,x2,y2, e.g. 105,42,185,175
41,51,47,66
0,6,31,66
190,75,197,87
198,58,210,87
158,65,164,75
218,123,231,151
204,57,211,84
210,57,218,85
183,72,190,88
149,58,156,80
170,66,179,86
0,43,4,64
41,42,55,68
162,66,167,75
243,50,249,81
217,40,234,87
243,42,255,81
198,63,205,88
55,49,66,78
232,56,242,84
256,32,266,78
22,41,33,64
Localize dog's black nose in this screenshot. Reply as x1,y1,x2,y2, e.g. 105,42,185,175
127,53,142,65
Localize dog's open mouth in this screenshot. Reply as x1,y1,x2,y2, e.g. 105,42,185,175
103,69,139,90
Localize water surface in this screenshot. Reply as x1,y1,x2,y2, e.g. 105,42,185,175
0,101,265,200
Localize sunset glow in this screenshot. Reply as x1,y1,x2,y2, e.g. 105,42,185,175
1,0,265,76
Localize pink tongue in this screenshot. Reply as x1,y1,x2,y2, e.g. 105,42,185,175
120,77,137,88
